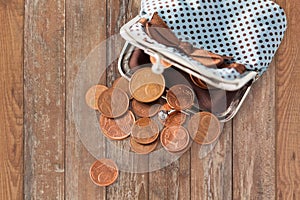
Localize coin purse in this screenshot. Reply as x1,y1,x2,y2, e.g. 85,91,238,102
118,0,287,121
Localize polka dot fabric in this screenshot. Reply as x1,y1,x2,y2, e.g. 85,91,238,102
139,0,287,79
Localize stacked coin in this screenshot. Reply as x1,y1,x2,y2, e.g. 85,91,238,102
128,68,165,154
85,67,222,186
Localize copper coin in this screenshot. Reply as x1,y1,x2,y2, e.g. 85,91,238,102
99,111,135,140
89,159,119,187
131,118,160,144
85,85,108,110
150,56,172,68
130,137,159,154
112,76,132,98
160,126,190,153
160,103,172,112
161,111,187,127
166,84,195,110
131,99,161,118
97,87,129,118
129,67,165,103
190,75,208,90
187,112,221,145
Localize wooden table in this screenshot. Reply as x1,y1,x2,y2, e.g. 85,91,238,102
1,0,299,199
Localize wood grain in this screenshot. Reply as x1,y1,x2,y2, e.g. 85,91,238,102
24,0,65,199
276,1,300,199
105,0,150,199
65,0,107,199
178,151,191,200
0,1,24,199
191,122,232,200
149,150,191,200
233,62,276,199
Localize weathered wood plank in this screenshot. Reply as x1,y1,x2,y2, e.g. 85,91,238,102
105,0,149,199
0,1,24,199
105,144,149,200
24,0,65,199
149,162,179,200
149,150,191,200
191,122,232,200
276,1,300,199
178,151,191,200
65,0,107,199
233,62,276,199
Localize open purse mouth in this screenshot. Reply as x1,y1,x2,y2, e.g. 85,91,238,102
118,42,253,122
120,15,259,91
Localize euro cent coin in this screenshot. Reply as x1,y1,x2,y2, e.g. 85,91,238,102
89,159,119,187
97,87,129,118
131,99,161,118
162,111,187,127
129,67,165,103
166,84,195,110
99,111,135,140
85,85,108,110
160,126,190,153
131,117,160,144
187,112,221,145
112,76,132,98
130,137,159,154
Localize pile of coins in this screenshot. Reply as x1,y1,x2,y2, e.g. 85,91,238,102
86,67,221,186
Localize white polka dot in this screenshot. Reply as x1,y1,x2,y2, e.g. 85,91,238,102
138,0,287,79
